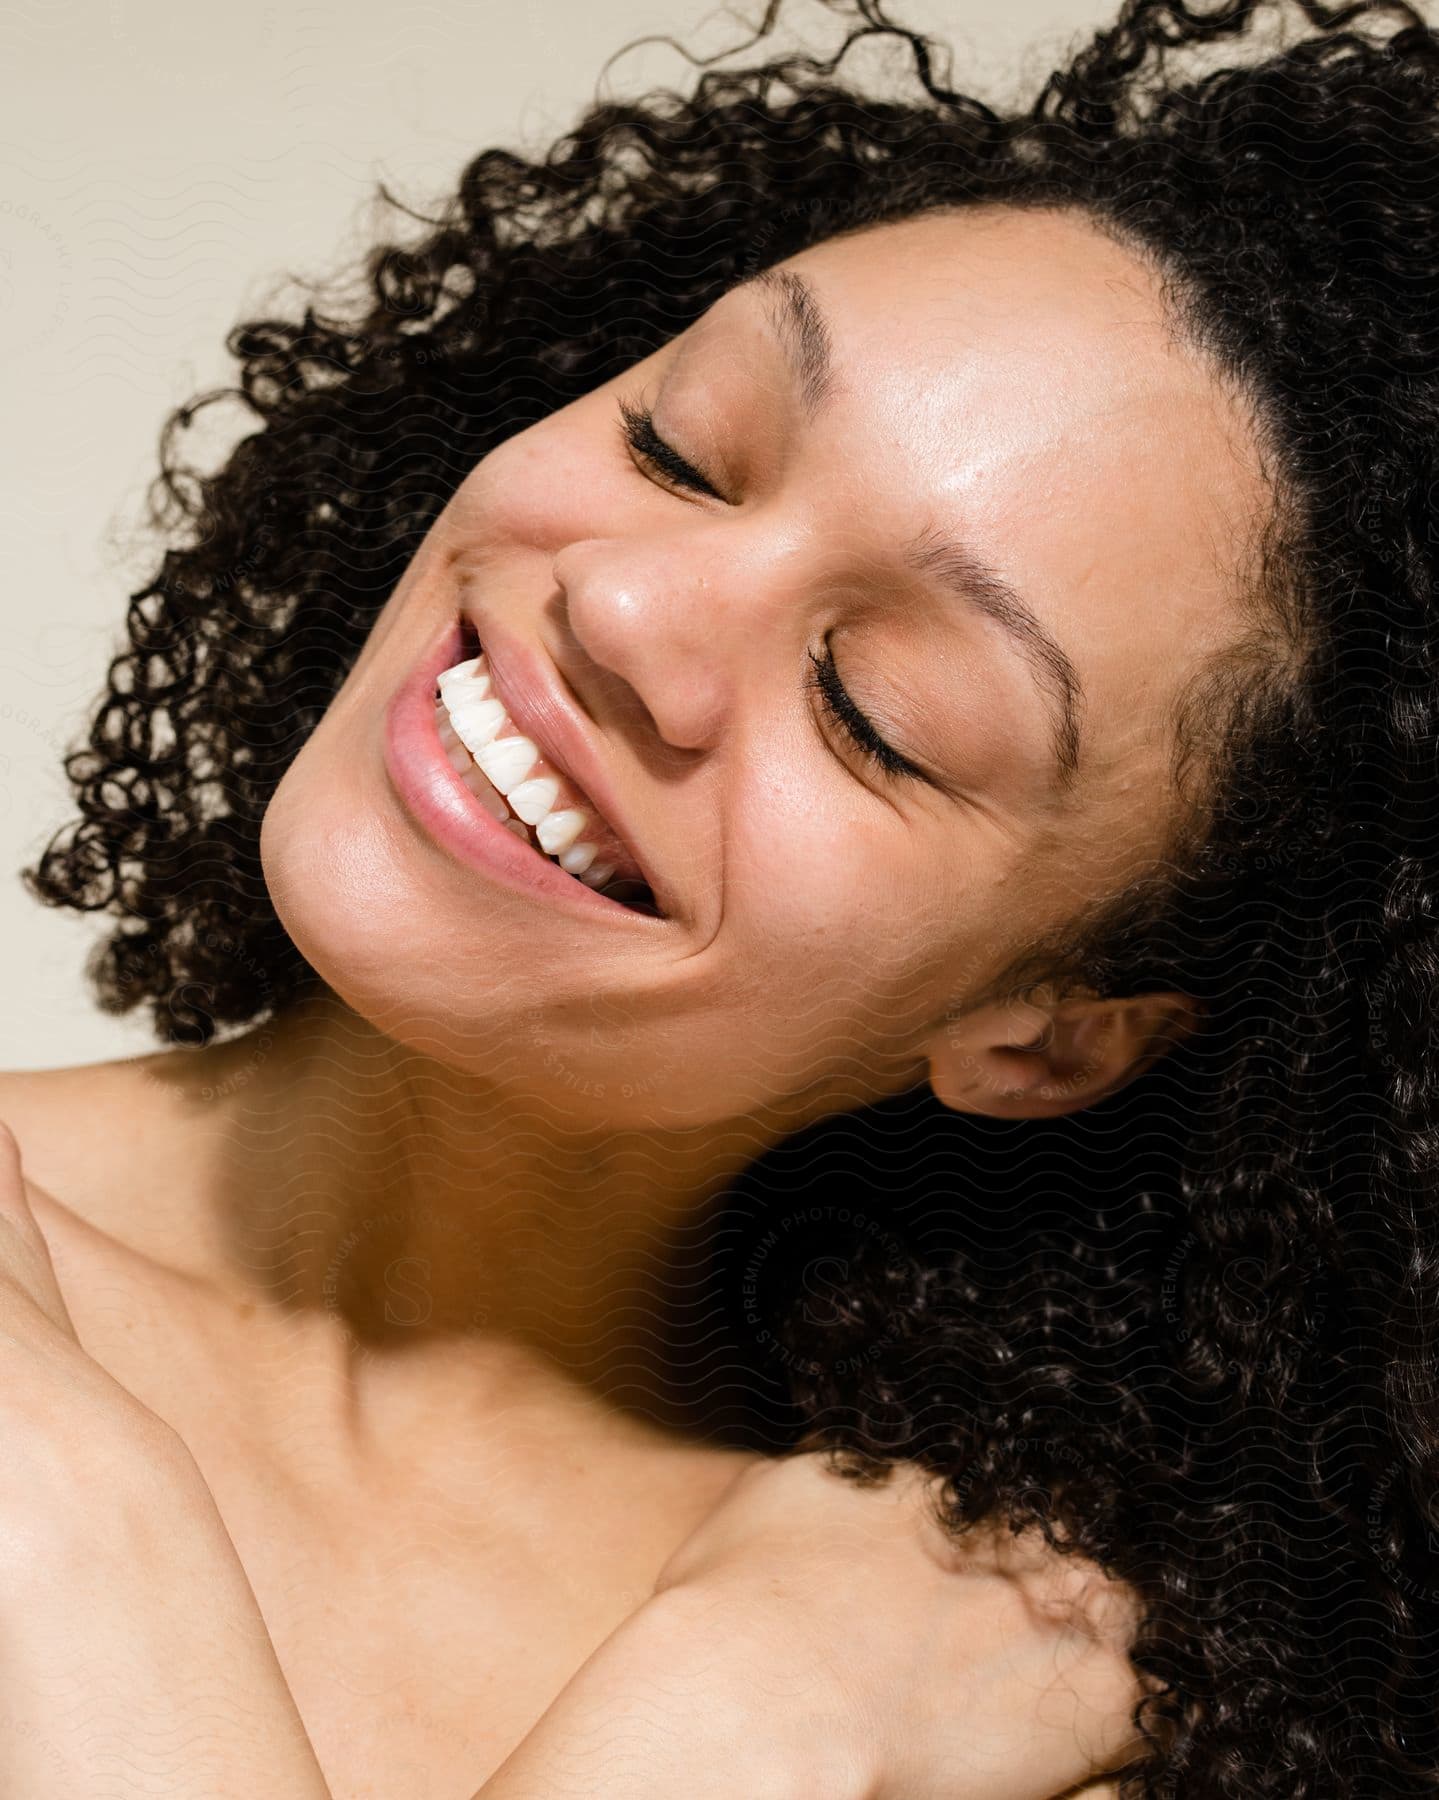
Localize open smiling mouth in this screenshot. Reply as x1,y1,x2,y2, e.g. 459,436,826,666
433,624,663,917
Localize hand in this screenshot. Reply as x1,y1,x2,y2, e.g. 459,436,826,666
0,1116,81,1339
0,1119,186,1523
0,1120,333,1797
652,1451,1145,1800
477,1450,1146,1800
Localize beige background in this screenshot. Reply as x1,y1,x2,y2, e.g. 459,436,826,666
2,0,1133,1070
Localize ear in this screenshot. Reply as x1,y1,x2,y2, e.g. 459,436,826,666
926,985,1202,1120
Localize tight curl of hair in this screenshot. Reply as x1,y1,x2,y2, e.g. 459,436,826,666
21,0,1439,1792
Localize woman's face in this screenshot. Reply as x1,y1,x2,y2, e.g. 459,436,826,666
261,205,1271,1130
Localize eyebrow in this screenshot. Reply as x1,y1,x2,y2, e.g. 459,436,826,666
733,265,1086,789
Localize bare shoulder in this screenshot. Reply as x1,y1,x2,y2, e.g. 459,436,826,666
0,1057,207,1318
0,1048,109,1113
0,1057,161,1228
0,1062,92,1176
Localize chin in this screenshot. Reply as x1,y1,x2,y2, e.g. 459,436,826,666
254,716,795,1124
258,748,470,1056
255,746,603,1087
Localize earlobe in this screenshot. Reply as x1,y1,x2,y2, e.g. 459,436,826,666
927,989,1200,1120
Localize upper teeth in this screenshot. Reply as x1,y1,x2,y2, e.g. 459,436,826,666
436,655,617,889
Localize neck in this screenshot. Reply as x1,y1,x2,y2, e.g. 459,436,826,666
125,989,836,1430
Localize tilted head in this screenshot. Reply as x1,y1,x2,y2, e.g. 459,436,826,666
258,201,1284,1130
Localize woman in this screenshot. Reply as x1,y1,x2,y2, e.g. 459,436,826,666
2,0,1437,1791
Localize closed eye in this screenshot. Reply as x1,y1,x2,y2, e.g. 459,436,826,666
806,644,929,785
616,395,726,500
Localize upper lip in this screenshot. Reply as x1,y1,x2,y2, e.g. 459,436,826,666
457,607,670,917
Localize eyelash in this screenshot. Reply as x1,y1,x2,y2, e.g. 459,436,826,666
805,644,924,782
616,393,926,785
616,395,725,500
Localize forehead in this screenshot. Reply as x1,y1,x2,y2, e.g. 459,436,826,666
797,203,1183,362
768,205,1255,511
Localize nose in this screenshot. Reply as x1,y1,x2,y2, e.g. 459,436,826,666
550,536,733,754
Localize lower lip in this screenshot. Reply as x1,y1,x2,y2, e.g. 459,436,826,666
382,615,657,923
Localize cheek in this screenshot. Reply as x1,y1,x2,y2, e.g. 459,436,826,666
717,751,1057,1063
721,768,958,1030
448,396,633,554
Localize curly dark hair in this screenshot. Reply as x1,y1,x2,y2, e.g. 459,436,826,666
21,0,1439,1791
